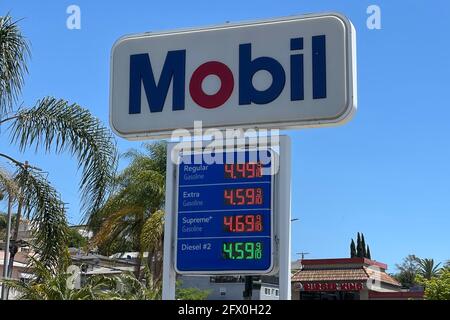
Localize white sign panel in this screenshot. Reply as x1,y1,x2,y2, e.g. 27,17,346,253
110,13,357,140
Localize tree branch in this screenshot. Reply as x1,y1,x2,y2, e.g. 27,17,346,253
0,115,19,125
0,153,41,171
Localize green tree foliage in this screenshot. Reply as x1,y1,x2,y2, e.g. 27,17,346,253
0,211,14,239
394,254,421,288
350,233,371,259
416,268,450,300
0,167,19,220
89,142,166,286
417,258,442,280
1,258,161,300
366,245,371,260
0,212,6,238
2,257,98,300
2,267,209,300
350,239,356,258
17,169,70,270
0,15,30,114
360,234,367,258
0,15,117,274
176,283,210,300
67,228,88,249
356,233,364,258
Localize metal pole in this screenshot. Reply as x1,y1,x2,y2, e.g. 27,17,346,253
162,142,176,300
243,276,253,300
1,197,13,300
278,136,292,300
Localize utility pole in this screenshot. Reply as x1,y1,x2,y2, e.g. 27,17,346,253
1,197,13,300
296,252,310,261
2,160,33,300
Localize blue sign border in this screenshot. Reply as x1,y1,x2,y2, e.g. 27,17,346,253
174,148,275,275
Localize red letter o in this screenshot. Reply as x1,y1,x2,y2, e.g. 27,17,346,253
189,61,234,109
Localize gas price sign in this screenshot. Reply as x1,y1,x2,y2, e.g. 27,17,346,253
175,150,275,274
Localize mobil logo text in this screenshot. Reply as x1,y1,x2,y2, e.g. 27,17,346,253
129,35,327,113
110,14,356,139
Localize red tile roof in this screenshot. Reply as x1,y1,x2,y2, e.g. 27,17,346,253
292,267,401,287
364,266,400,287
292,268,368,282
300,258,388,270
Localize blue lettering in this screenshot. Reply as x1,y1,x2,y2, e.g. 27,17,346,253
290,37,304,101
129,50,186,114
312,35,327,99
239,43,286,105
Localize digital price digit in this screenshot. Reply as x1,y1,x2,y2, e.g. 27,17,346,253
223,214,263,233
223,188,263,206
222,242,263,260
224,163,263,179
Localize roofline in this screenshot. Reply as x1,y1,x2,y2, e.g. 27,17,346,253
300,258,388,270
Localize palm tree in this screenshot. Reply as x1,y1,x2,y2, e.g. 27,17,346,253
0,166,19,298
0,14,117,279
1,257,160,300
394,254,421,288
418,258,442,280
0,15,30,115
89,142,166,286
2,257,97,300
0,167,18,240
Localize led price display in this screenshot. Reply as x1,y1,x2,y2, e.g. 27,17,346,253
224,163,262,179
222,242,263,260
176,150,273,273
223,214,263,233
223,188,263,206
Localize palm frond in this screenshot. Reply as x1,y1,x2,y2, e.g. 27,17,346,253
0,15,30,116
143,141,167,175
88,168,164,238
91,205,145,249
87,142,166,279
0,166,19,199
1,278,43,300
15,168,69,271
9,97,118,219
141,210,164,252
122,142,167,178
1,256,53,300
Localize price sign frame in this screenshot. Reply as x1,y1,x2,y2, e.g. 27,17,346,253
173,146,278,275
162,136,291,299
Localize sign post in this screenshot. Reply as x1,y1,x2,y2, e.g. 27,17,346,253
162,136,291,299
162,142,177,300
278,136,291,300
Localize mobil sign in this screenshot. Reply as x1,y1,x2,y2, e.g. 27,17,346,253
110,13,357,139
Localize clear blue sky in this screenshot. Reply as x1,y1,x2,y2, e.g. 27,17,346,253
1,0,449,272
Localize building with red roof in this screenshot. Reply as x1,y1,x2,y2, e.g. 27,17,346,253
291,258,423,300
